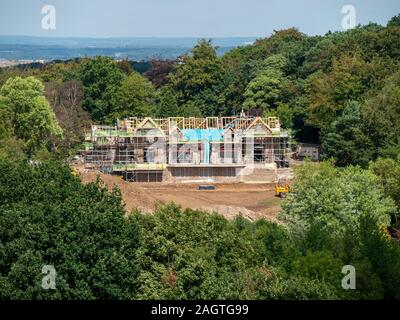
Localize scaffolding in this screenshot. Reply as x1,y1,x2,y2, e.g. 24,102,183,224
84,116,291,182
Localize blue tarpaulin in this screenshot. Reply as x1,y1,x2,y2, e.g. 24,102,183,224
204,140,210,164
181,129,223,164
181,129,224,142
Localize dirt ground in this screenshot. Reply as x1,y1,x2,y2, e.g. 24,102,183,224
138,183,282,222
74,164,284,222
76,165,159,214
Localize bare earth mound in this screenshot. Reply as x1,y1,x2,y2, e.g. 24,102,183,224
76,167,158,214
74,165,283,221
139,183,282,222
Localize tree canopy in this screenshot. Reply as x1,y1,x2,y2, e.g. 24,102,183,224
0,76,62,156
79,56,124,122
109,72,155,121
0,158,399,299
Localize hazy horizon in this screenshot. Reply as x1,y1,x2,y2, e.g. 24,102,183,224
1,0,400,38
0,36,257,61
1,0,400,62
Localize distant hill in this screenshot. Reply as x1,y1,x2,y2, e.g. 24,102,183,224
0,36,257,61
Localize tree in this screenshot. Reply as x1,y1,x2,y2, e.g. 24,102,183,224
279,162,395,246
116,59,134,75
306,54,365,131
144,59,177,88
243,70,282,111
0,100,13,140
79,57,124,121
133,203,338,300
0,160,139,299
275,103,294,129
362,71,400,159
0,137,26,162
243,55,286,112
258,54,288,73
0,76,62,156
387,14,400,28
322,101,373,167
179,101,202,118
44,80,90,157
169,39,226,116
370,157,400,209
154,85,179,117
243,267,336,299
109,72,155,121
359,214,400,299
291,250,343,286
278,161,400,298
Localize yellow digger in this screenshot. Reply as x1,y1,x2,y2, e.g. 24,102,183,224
275,178,290,199
71,167,80,177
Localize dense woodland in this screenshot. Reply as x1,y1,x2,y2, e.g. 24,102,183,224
1,16,400,299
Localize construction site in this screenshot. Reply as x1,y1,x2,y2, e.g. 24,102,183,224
83,116,292,183
73,116,293,220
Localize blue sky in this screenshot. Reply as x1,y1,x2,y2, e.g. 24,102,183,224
0,0,399,37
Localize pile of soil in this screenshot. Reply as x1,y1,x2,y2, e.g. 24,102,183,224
76,167,159,214
73,164,284,222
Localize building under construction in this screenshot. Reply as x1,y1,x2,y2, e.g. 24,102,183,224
84,116,291,183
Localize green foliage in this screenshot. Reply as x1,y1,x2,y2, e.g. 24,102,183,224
44,80,89,158
388,14,400,28
0,160,139,299
38,61,81,83
279,160,400,299
1,16,400,301
169,39,226,116
154,86,179,117
291,250,343,286
109,72,155,121
275,103,294,129
305,54,365,130
179,101,203,118
0,137,26,162
370,157,400,208
2,17,400,166
134,204,253,299
322,101,373,167
238,267,336,300
361,70,400,159
243,70,282,111
0,101,13,140
132,204,336,300
359,215,400,299
351,257,384,300
0,76,62,156
279,162,395,245
1,158,399,300
79,56,124,121
243,55,286,112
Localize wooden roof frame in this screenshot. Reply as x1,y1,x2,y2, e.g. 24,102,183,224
135,117,165,136
245,117,273,134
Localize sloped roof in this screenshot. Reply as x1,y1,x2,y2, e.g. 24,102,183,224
245,117,273,134
136,117,165,136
